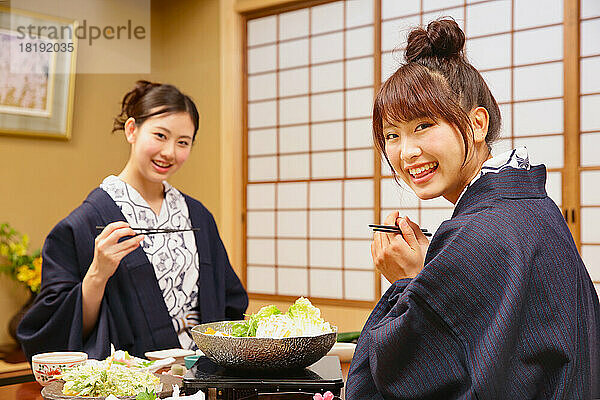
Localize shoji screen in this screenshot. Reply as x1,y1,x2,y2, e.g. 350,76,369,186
245,0,585,303
245,0,377,304
580,0,600,295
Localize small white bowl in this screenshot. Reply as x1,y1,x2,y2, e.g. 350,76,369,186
31,351,88,386
326,342,357,363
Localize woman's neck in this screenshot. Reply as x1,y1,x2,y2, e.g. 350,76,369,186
118,163,164,203
445,146,492,204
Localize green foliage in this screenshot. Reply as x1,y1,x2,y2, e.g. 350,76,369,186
336,331,361,342
135,388,157,400
136,359,156,368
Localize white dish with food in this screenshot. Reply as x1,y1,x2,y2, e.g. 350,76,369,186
145,348,196,365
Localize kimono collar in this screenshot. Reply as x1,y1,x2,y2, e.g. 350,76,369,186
85,187,211,266
84,188,153,268
454,147,530,206
452,160,547,218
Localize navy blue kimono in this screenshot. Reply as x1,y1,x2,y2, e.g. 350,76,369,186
346,165,600,399
17,188,248,361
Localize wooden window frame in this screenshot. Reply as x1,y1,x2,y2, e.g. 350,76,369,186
238,0,596,307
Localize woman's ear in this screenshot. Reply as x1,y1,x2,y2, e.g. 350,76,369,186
124,117,137,144
470,107,489,143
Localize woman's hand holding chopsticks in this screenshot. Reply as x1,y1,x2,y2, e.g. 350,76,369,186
91,222,145,280
82,222,144,337
371,211,430,282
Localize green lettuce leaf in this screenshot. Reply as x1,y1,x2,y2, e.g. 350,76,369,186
230,304,282,337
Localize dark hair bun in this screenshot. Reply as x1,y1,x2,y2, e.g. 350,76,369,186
112,80,200,141
122,80,160,116
405,18,465,62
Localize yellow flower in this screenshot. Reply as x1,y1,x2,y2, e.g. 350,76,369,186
27,277,40,293
17,265,35,283
0,224,41,292
16,262,41,293
28,257,42,293
9,242,27,257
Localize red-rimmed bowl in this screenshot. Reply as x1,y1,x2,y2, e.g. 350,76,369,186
31,352,87,386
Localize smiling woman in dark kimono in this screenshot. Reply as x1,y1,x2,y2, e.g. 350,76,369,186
346,19,600,399
17,81,248,361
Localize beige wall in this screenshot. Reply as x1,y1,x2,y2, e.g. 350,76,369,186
152,0,223,219
0,0,371,347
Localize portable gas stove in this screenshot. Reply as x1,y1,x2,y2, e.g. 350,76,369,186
182,355,344,400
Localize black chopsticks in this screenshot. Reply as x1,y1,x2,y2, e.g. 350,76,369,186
369,224,432,237
95,225,201,236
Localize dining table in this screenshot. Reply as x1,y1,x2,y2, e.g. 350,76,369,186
0,380,43,400
0,362,352,399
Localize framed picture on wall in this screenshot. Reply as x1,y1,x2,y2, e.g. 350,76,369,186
0,6,77,139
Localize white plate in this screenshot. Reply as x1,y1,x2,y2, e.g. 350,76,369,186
145,356,177,372
326,342,356,363
145,348,195,364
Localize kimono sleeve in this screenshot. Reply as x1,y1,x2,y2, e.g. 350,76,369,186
346,279,470,399
17,219,88,360
207,212,248,320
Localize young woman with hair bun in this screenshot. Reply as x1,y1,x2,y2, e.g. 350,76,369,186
346,19,599,399
17,81,248,360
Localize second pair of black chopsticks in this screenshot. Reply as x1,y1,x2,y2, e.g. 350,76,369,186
369,224,432,237
95,225,201,236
